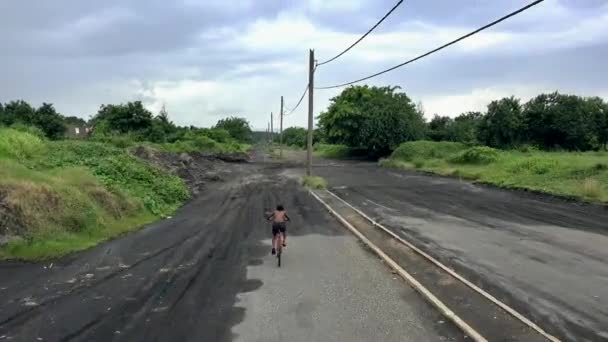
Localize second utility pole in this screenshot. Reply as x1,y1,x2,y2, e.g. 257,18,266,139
279,96,284,159
270,112,274,144
306,49,315,176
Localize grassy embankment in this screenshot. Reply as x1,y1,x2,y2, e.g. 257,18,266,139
93,132,250,154
0,128,245,260
381,141,608,202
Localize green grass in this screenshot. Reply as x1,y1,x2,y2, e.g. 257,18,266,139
390,141,467,161
92,130,250,155
266,144,301,159
314,144,367,159
0,211,157,260
382,141,608,203
302,176,328,189
0,128,189,260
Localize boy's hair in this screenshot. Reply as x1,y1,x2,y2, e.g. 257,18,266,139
276,205,284,211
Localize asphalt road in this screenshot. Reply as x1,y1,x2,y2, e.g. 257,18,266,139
0,161,464,342
313,160,608,342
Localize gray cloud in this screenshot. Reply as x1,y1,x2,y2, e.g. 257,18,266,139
0,0,607,128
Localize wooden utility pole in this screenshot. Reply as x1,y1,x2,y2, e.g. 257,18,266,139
306,49,315,176
279,95,284,159
270,112,274,144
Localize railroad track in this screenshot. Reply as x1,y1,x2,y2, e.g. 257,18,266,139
310,188,560,342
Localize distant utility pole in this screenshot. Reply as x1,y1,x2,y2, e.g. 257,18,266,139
279,95,284,159
306,49,315,176
270,112,274,144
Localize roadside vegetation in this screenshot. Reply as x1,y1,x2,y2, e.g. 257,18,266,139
381,141,608,202
302,176,327,189
0,100,252,260
311,85,608,203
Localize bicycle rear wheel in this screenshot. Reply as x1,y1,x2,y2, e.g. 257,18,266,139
277,249,281,267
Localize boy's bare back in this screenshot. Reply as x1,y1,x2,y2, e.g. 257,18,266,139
271,210,288,223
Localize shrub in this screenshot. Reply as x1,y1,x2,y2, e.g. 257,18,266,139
101,135,137,148
581,178,602,199
391,141,466,161
202,128,232,144
450,146,499,164
9,123,46,139
594,163,608,171
0,128,46,162
314,144,351,158
413,159,425,168
507,157,559,175
516,144,540,153
302,176,327,189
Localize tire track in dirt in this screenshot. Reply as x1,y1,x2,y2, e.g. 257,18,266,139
0,163,351,341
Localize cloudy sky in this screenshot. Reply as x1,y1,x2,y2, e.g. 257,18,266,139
1,0,607,129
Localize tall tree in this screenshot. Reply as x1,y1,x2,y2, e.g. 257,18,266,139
282,127,307,147
92,101,153,134
2,100,35,126
215,117,252,142
317,85,425,155
448,111,482,145
584,96,608,150
523,92,602,150
63,116,88,127
34,103,66,139
157,104,170,124
478,96,524,148
428,115,452,141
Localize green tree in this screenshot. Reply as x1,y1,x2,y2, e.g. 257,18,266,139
33,103,66,139
428,115,452,141
447,112,482,145
204,128,232,143
158,105,170,124
145,105,178,143
215,116,252,142
584,96,608,150
63,116,88,127
2,100,35,126
523,92,601,150
478,96,524,148
282,127,307,147
92,101,153,134
317,85,425,155
145,118,169,143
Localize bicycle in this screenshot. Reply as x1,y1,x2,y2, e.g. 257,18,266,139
265,207,289,268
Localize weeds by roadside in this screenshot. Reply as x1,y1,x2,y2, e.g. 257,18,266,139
302,176,328,189
381,141,608,203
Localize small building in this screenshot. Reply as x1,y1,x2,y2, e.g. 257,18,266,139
65,125,92,139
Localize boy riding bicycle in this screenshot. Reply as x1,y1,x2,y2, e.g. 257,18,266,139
267,205,290,255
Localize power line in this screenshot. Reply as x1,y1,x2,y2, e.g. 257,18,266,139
316,0,405,67
316,0,545,89
284,84,309,116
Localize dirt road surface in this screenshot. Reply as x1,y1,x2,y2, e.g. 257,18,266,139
0,160,464,341
313,159,608,342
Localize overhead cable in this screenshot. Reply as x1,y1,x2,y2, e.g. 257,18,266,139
316,0,545,89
